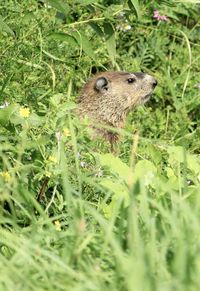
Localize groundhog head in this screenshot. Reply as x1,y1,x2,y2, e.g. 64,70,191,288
94,71,157,108
78,71,157,127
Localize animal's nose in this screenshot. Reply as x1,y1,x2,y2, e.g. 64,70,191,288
152,79,157,88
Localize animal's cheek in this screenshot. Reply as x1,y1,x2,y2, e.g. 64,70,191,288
125,94,140,108
133,83,142,91
124,94,134,104
142,83,152,91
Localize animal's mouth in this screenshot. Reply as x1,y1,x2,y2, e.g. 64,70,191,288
142,93,152,103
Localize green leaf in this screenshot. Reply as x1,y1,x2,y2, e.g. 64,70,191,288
28,113,45,127
165,167,180,190
103,22,116,65
98,153,133,184
100,179,129,202
76,0,99,4
49,33,77,46
72,31,94,58
0,15,14,36
167,146,200,175
128,0,140,19
100,179,130,218
175,0,200,3
187,155,200,174
49,94,66,107
148,144,162,165
134,160,157,186
89,23,104,38
167,146,185,164
44,0,70,15
0,104,18,126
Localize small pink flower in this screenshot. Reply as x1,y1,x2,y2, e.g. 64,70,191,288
153,10,168,21
153,10,159,18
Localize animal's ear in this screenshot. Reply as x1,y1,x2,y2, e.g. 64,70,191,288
95,77,109,92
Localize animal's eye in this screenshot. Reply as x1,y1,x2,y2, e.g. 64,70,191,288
127,78,136,84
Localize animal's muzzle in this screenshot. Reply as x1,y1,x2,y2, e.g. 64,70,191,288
152,79,157,89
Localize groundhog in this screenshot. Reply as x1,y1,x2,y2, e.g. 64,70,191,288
77,71,157,149
38,71,157,201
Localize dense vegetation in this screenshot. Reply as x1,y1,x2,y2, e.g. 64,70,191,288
0,0,200,290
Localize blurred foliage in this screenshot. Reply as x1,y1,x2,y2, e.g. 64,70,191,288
0,0,200,290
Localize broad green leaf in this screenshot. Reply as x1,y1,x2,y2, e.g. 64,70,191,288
49,33,77,46
187,155,200,174
44,0,70,15
72,31,94,58
103,22,116,65
0,104,18,126
100,179,129,203
76,0,99,4
129,0,140,19
100,179,130,218
167,146,200,175
148,144,162,165
167,146,185,164
90,23,104,38
165,167,181,190
98,153,133,184
50,94,66,107
0,15,14,36
28,113,45,127
175,0,200,3
134,160,157,186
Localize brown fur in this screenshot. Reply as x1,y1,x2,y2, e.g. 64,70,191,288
76,71,157,147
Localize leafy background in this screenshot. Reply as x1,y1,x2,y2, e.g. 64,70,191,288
0,0,200,290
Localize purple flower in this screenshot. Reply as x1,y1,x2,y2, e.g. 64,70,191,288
153,10,168,21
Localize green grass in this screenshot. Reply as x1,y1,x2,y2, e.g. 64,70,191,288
0,1,200,290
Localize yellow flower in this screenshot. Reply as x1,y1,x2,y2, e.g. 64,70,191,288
0,171,11,182
48,155,58,163
54,220,61,231
63,128,71,137
19,107,30,118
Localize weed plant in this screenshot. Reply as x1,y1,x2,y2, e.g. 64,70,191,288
0,1,200,290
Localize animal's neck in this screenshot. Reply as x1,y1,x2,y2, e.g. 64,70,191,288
78,97,128,128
